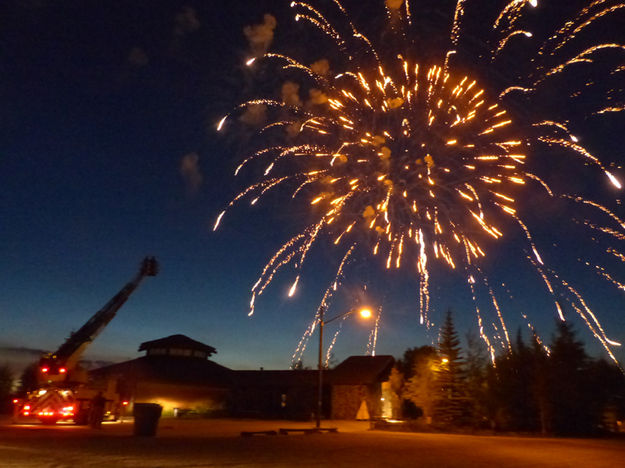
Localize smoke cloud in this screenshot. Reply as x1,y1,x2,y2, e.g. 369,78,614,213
127,46,149,67
0,345,46,356
308,88,329,106
180,152,203,195
310,59,330,76
281,81,302,108
239,103,267,127
173,6,201,37
244,14,277,57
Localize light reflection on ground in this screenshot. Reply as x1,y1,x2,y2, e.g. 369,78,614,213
1,417,624,467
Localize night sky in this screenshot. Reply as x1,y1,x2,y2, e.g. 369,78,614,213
1,0,624,374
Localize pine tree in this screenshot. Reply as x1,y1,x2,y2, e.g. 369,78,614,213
433,310,467,426
17,363,39,395
511,329,540,431
488,329,545,432
585,358,625,433
486,322,625,435
465,330,490,428
529,333,550,434
548,320,591,435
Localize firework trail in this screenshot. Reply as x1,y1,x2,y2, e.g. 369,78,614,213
366,306,383,356
216,0,625,363
291,245,354,366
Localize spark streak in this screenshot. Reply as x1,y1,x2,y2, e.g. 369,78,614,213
218,0,625,364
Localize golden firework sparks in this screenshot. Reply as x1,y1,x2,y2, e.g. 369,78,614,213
216,0,624,364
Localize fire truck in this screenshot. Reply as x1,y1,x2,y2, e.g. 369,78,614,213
13,257,158,424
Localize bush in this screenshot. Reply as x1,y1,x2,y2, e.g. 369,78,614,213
402,399,423,419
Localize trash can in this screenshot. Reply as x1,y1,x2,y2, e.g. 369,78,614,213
133,403,162,437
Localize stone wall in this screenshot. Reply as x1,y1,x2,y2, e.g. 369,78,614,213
331,384,381,419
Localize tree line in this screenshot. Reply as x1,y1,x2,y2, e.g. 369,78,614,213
0,364,13,414
391,311,625,435
0,362,41,414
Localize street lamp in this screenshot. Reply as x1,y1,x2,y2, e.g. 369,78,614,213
315,305,372,428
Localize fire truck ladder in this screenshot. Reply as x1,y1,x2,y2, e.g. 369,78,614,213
40,256,159,379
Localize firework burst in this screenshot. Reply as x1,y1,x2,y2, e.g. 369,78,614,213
216,0,625,364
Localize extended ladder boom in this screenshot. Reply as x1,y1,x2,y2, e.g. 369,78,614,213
40,257,158,376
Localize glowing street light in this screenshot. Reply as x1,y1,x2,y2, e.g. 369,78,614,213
316,305,372,429
358,307,373,319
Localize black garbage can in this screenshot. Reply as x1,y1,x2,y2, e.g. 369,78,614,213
133,403,162,437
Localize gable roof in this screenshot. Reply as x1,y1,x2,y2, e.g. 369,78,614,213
138,334,217,355
329,355,395,385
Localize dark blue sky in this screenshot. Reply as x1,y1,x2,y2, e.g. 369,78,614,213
1,0,624,372
1,0,414,370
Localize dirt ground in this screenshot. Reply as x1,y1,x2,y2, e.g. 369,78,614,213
1,417,624,467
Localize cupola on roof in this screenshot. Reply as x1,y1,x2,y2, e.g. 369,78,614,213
138,334,217,359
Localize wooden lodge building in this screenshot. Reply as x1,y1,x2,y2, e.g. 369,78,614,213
91,334,397,420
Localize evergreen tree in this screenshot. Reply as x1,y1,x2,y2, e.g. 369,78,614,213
433,310,467,426
548,320,591,435
398,315,625,435
529,333,550,434
486,322,625,435
585,358,625,432
465,330,490,428
511,330,540,431
488,341,524,430
17,362,39,395
488,329,546,432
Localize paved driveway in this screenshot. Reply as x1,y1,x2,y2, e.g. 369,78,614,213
1,418,624,467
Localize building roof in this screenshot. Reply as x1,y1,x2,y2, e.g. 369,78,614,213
90,351,394,390
329,355,395,385
233,369,318,387
138,334,217,356
232,356,396,388
90,355,232,387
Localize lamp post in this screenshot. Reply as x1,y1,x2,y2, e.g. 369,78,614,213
315,305,372,428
